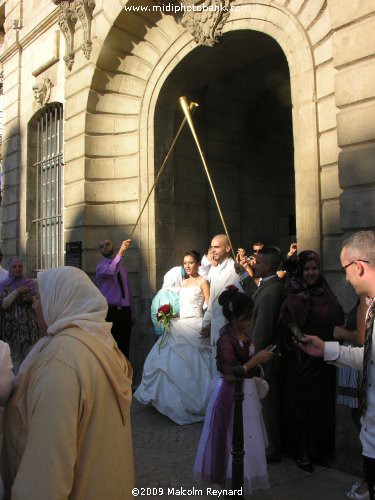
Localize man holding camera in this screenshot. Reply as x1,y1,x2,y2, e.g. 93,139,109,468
299,231,375,500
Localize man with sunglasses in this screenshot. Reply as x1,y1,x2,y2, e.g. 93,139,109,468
96,239,135,359
299,230,375,500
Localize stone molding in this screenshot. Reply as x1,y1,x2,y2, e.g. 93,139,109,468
58,1,77,71
180,0,231,46
0,9,59,64
153,0,231,46
32,77,54,107
55,0,95,70
75,0,95,60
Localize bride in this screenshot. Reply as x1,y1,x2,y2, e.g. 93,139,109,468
134,250,216,425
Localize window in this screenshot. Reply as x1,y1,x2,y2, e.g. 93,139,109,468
32,104,63,270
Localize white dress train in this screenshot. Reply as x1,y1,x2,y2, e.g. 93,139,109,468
134,285,216,425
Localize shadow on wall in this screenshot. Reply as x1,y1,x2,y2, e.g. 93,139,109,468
89,2,164,104
1,122,23,262
66,206,156,384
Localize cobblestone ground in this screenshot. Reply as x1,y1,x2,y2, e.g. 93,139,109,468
131,399,359,500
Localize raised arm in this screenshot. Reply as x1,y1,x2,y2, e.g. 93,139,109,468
96,240,131,277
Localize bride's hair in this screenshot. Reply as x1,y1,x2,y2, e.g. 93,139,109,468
182,250,201,265
219,286,254,322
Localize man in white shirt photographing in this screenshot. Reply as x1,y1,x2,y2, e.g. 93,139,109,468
299,230,375,500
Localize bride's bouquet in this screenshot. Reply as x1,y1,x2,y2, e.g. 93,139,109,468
157,304,174,352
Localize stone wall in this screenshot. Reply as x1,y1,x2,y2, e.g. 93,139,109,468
0,0,374,472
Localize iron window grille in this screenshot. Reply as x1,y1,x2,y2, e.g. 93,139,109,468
32,104,63,270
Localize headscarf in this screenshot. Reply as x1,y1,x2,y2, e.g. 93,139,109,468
296,250,320,276
0,257,36,294
280,250,344,333
38,266,113,346
16,266,132,423
288,250,326,296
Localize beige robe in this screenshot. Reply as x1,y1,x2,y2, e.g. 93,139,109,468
1,329,134,500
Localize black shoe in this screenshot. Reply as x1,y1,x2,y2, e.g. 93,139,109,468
309,456,330,467
296,460,314,473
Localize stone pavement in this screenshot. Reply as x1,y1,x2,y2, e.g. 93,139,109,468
131,399,361,500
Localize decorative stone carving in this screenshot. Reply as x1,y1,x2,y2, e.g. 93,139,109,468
54,0,95,70
32,77,53,107
75,0,95,60
179,0,231,46
58,1,78,70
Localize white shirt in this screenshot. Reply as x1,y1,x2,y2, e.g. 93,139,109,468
202,257,243,345
324,320,375,459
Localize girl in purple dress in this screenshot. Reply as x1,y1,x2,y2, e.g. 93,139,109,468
193,286,273,495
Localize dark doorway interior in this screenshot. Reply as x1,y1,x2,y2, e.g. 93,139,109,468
155,30,295,279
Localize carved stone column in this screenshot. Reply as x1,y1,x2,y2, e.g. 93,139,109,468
75,0,95,60
55,1,77,70
52,0,95,70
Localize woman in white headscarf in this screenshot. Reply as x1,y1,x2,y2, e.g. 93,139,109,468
1,267,134,500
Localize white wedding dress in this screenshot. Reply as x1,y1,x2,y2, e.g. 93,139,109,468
134,285,216,425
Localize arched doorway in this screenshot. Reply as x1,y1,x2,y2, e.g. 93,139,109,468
82,2,320,371
154,30,295,277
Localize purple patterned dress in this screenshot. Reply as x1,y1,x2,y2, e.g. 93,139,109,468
0,278,41,371
193,324,269,494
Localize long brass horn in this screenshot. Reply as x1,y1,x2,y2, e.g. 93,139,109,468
179,96,236,260
130,101,198,238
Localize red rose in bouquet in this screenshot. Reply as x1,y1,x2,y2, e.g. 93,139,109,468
157,304,171,319
156,303,174,352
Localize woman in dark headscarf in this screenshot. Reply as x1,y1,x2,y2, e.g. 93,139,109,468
0,257,41,371
278,251,344,472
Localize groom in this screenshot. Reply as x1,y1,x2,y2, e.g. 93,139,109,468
201,234,243,345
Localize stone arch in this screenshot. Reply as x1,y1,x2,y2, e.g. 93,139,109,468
85,1,323,251
136,2,323,276
64,0,333,365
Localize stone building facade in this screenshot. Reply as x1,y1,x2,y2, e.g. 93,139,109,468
2,0,373,348
0,2,374,464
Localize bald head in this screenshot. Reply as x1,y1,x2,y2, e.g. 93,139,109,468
210,234,231,264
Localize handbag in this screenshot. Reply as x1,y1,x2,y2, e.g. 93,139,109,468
254,377,269,399
254,366,269,399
